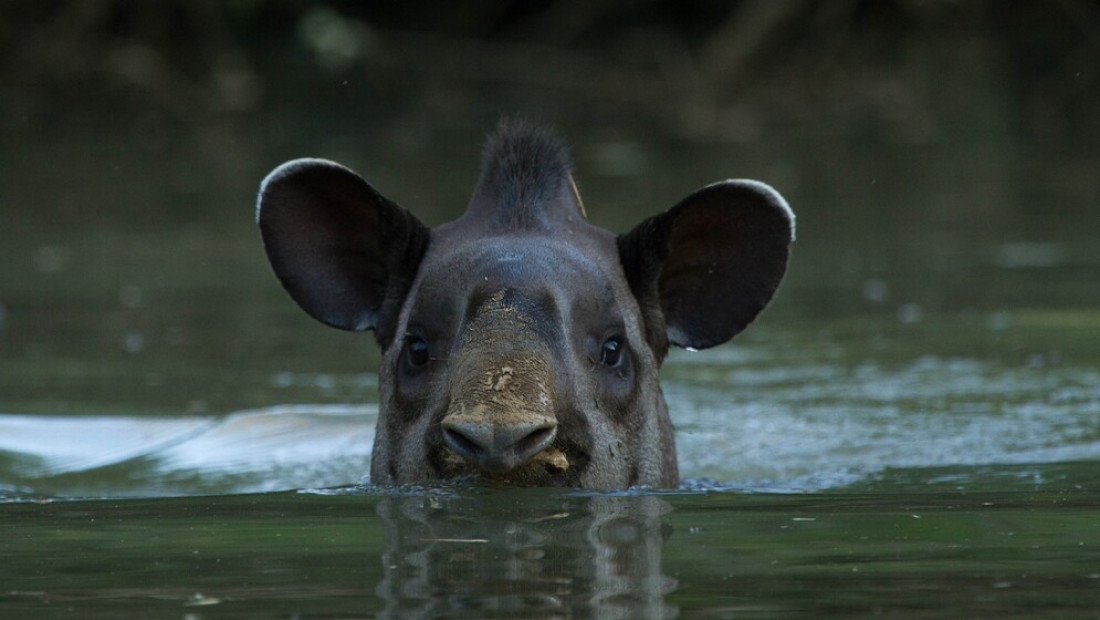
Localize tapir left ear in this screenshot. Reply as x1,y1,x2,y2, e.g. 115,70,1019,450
257,158,430,348
618,180,794,357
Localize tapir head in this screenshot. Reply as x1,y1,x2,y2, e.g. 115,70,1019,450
257,121,794,489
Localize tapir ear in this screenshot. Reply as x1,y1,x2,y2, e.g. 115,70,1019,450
618,179,794,355
257,158,430,346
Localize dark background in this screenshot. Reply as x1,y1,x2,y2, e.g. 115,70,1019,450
4,1,1096,157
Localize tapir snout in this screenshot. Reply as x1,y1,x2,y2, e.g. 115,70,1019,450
441,291,561,474
256,120,795,489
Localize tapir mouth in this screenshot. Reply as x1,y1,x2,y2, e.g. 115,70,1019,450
433,442,574,486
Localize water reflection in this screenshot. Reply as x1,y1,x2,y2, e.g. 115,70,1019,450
375,492,676,618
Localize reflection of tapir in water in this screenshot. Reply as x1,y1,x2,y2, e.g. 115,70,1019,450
258,120,794,488
374,493,675,617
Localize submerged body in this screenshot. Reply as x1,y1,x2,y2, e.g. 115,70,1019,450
257,121,794,489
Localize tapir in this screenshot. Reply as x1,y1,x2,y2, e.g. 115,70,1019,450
257,120,794,489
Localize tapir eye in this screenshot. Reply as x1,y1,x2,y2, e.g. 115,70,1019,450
600,337,623,367
405,336,430,368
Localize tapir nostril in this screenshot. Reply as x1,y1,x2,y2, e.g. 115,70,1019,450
442,426,484,458
441,416,557,473
514,426,555,459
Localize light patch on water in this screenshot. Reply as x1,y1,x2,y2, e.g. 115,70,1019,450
995,242,1065,268
669,354,1100,491
0,415,215,477
154,405,375,491
0,405,375,497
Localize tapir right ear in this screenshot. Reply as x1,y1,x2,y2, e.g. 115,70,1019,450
618,179,794,359
257,158,430,347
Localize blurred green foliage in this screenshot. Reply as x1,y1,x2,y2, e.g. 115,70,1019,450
2,1,1097,145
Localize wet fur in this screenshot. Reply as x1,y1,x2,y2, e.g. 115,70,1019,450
471,120,574,231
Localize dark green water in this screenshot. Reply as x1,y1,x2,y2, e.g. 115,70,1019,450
4,486,1100,617
2,90,1098,617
